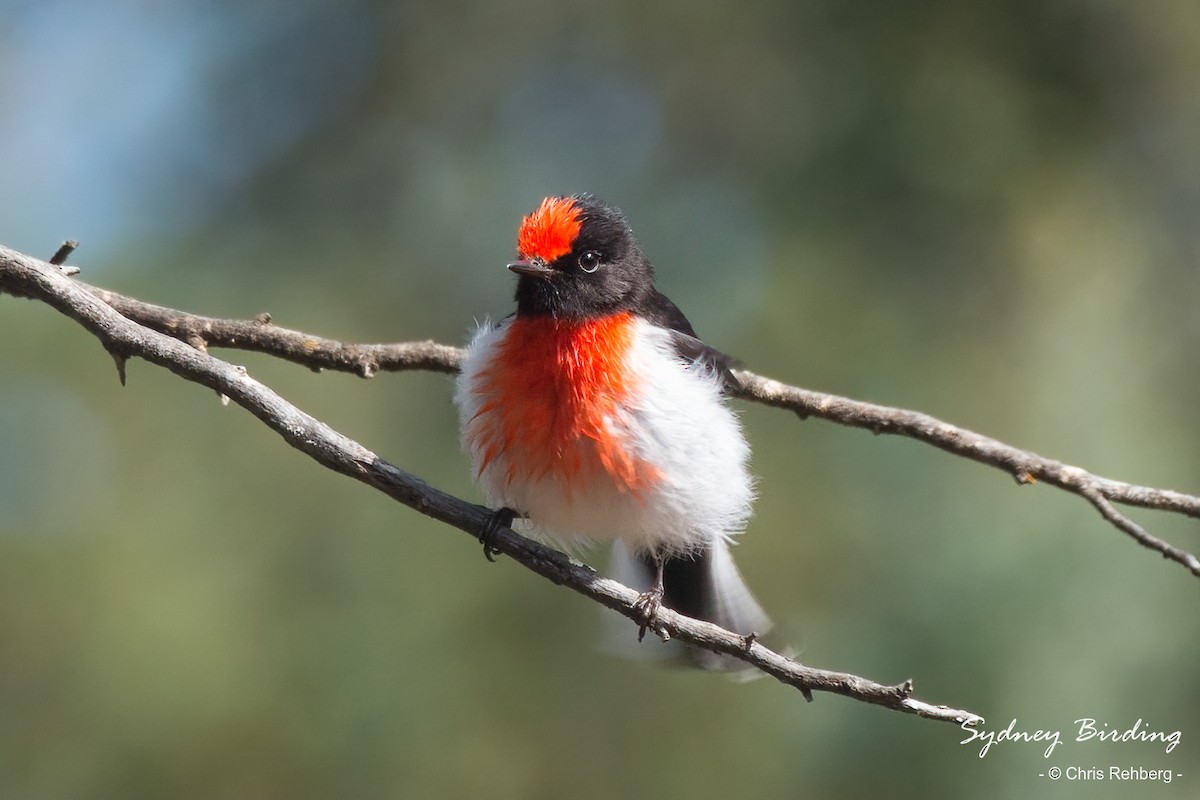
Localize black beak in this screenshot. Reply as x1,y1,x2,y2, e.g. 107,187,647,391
507,259,556,279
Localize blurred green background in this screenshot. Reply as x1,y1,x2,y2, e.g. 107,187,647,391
2,1,1198,797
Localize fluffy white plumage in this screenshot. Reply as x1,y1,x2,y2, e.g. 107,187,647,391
455,315,755,557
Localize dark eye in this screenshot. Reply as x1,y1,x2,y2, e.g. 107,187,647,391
578,250,602,273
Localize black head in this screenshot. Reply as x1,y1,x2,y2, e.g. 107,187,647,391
509,195,656,318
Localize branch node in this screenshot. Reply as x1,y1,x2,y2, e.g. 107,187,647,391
893,678,915,699
255,312,272,325
741,631,758,651
358,361,378,379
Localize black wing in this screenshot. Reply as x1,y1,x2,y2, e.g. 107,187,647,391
643,290,741,394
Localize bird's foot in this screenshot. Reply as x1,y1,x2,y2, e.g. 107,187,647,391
632,584,665,642
479,507,518,562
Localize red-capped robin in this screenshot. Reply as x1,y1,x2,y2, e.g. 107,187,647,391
455,195,769,668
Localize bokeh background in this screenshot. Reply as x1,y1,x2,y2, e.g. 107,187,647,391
2,1,1198,797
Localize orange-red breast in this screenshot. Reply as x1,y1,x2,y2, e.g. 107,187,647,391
455,195,769,667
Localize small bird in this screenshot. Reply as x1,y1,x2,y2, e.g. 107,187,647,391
455,195,769,666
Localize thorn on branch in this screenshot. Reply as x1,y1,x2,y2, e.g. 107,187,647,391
108,348,128,386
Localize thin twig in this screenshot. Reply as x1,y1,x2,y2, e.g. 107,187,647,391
49,240,79,270
43,265,1200,579
0,242,983,725
1079,487,1200,574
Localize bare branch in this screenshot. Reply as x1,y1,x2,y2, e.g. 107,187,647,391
733,373,1200,577
1078,487,1200,574
0,243,983,725
85,283,461,377
49,261,1200,579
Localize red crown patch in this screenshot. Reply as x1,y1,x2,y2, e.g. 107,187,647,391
517,197,582,262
